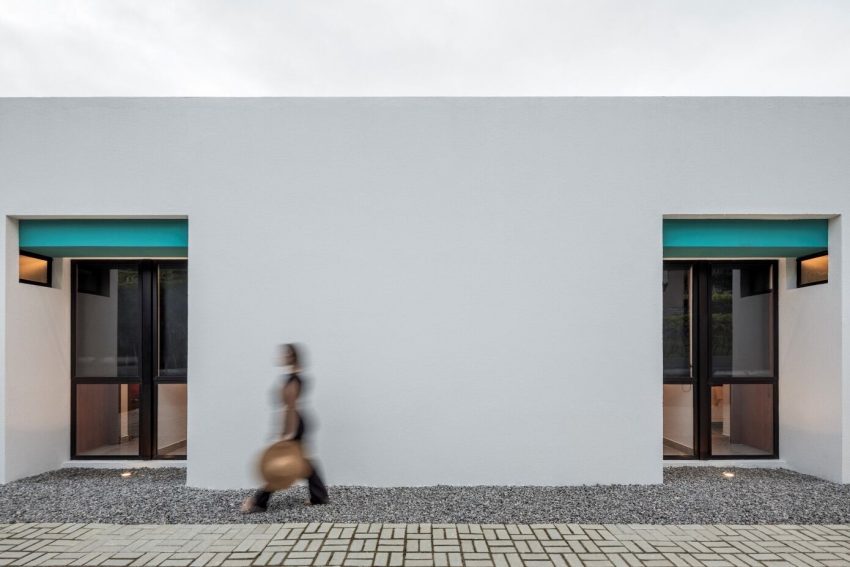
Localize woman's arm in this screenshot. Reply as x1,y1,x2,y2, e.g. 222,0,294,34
281,380,300,440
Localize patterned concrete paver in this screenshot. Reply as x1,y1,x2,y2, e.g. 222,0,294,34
1,523,849,567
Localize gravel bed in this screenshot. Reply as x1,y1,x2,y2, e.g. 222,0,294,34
1,467,848,525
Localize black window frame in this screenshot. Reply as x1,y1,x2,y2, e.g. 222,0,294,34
662,264,697,459
663,260,779,461
71,259,187,461
152,261,188,459
796,250,828,288
18,250,53,287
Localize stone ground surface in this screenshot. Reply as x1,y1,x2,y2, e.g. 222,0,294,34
4,467,850,565
1,468,850,525
2,522,850,567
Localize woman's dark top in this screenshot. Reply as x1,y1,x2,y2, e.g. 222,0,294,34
285,373,306,441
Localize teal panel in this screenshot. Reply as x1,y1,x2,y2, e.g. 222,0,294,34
19,219,188,258
663,219,828,258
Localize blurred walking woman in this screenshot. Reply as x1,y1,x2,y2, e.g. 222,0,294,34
241,343,329,512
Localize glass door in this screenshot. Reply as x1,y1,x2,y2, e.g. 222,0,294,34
154,262,188,458
662,264,696,457
663,261,778,459
71,260,187,460
703,262,777,458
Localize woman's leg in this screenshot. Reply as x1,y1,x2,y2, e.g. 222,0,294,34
306,462,329,504
241,486,273,512
254,488,273,510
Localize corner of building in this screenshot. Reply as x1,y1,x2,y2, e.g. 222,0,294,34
2,216,71,483
0,217,10,484
774,215,844,483
834,214,850,485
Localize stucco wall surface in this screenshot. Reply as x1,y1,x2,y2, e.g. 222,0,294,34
0,98,849,488
3,220,71,482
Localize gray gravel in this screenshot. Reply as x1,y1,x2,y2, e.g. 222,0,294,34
1,467,848,525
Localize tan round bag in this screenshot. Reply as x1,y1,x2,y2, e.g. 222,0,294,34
259,440,312,491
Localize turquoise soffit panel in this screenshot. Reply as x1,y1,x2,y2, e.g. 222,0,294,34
19,219,188,258
663,219,828,258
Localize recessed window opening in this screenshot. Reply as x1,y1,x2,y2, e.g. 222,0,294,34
19,251,52,287
797,251,828,287
72,260,187,460
663,260,779,460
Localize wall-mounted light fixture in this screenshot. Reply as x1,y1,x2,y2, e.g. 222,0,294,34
19,250,52,287
797,251,828,287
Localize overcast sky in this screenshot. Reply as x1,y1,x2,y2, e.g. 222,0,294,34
2,0,849,96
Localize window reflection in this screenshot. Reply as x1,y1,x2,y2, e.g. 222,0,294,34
157,384,187,457
663,384,694,457
711,265,774,378
663,267,692,378
76,383,140,456
711,384,773,456
75,266,141,378
159,267,188,377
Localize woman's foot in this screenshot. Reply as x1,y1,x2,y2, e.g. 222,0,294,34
240,496,266,513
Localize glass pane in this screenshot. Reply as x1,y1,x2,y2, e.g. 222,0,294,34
76,383,140,456
711,264,774,378
159,266,188,377
710,384,774,456
663,384,694,457
663,267,692,377
19,253,49,284
157,384,187,457
800,254,828,285
75,265,141,378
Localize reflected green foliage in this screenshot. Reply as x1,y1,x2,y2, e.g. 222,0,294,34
118,270,138,287
663,267,691,374
663,314,689,358
712,291,733,356
160,268,188,376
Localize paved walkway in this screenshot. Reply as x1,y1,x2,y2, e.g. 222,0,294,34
1,523,849,567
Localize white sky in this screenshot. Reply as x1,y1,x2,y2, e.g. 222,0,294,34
2,0,849,96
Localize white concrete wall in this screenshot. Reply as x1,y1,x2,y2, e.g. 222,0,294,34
778,247,844,481
0,99,848,488
836,216,850,484
0,220,9,484
3,219,71,481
